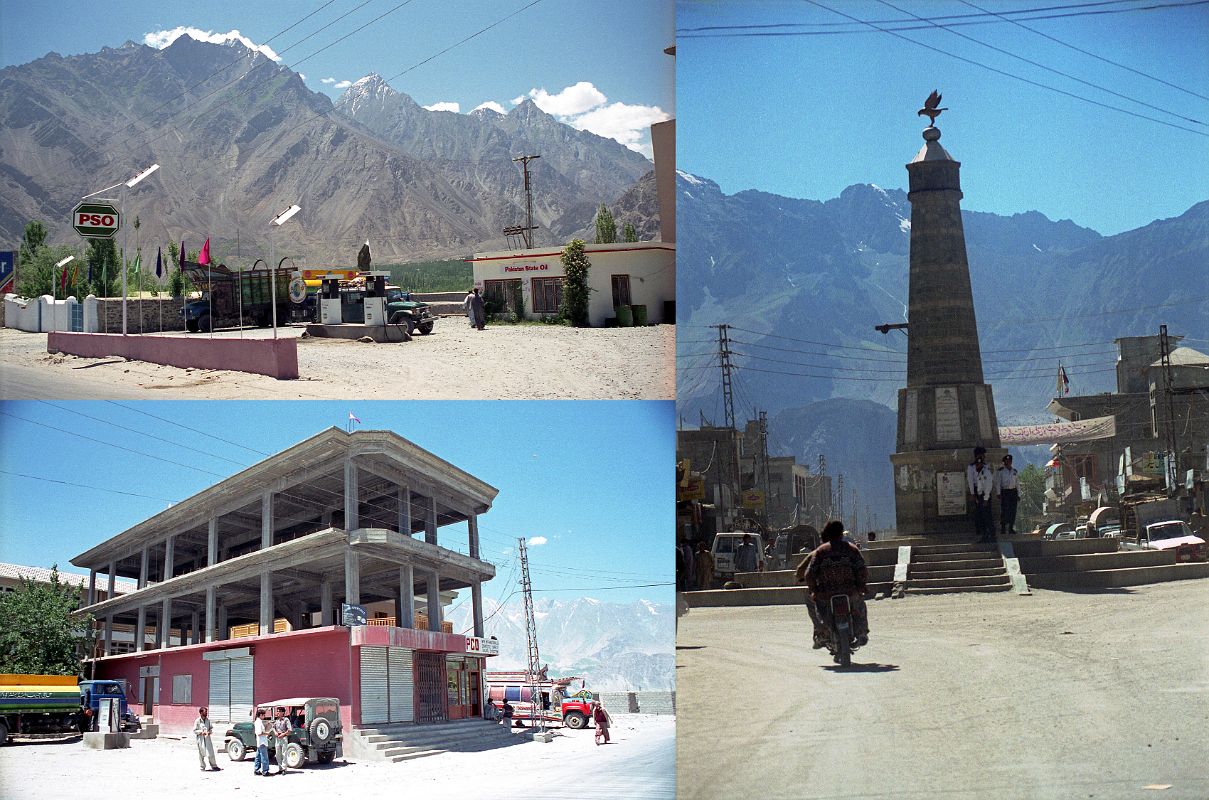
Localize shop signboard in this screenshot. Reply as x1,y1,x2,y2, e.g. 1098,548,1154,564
0,251,14,294
465,636,500,656
741,489,765,509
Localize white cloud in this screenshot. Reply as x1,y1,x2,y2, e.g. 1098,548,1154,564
571,102,670,157
518,81,607,116
423,101,460,113
527,536,548,546
321,78,337,85
474,101,506,114
142,27,281,62
333,80,353,90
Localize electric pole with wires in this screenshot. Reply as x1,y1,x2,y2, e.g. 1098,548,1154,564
517,536,545,733
504,155,541,249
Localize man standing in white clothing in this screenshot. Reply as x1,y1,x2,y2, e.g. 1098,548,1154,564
995,454,1020,536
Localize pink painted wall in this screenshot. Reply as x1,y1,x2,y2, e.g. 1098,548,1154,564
94,627,353,736
47,332,299,379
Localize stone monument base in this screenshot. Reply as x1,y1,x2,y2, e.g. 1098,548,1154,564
82,731,130,750
890,447,1007,538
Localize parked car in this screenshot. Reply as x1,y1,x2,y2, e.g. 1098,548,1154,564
224,697,341,768
1120,520,1207,562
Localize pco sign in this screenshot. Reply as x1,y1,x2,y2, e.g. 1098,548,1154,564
72,201,120,239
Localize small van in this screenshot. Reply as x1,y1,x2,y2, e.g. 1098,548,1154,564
711,532,763,582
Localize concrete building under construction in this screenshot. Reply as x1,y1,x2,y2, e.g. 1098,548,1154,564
70,427,500,737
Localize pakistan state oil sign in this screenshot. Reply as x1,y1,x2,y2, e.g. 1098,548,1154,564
72,201,120,239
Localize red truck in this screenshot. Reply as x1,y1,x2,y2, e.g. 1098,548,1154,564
484,671,596,729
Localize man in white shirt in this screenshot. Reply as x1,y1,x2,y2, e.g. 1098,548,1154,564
995,454,1020,536
966,447,995,543
253,708,271,776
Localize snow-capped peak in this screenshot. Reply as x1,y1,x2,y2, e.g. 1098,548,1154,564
677,170,704,185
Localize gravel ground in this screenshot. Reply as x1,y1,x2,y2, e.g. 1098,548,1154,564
676,580,1209,800
0,714,673,800
0,323,674,400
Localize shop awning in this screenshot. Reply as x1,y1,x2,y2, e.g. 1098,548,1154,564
998,415,1116,446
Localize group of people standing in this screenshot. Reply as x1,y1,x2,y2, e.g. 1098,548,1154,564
966,446,1020,542
192,705,294,776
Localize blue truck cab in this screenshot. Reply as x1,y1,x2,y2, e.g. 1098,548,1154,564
78,679,139,732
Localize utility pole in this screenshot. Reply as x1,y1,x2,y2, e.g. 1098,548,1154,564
1159,325,1179,494
836,474,844,527
714,324,736,431
504,155,541,249
852,487,859,534
758,410,770,530
517,537,544,733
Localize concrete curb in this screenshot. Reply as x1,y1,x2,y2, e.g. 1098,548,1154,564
998,541,1032,595
47,331,299,379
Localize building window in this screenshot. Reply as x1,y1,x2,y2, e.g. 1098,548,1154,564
531,277,563,314
483,279,522,316
172,674,192,704
611,274,632,308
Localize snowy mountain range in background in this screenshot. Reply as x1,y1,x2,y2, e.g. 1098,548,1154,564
446,596,673,692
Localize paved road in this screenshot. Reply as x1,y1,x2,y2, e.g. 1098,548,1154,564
0,362,152,399
676,580,1209,800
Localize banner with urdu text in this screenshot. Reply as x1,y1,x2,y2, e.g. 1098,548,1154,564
998,416,1116,446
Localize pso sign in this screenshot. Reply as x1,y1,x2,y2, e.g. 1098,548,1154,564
72,201,120,239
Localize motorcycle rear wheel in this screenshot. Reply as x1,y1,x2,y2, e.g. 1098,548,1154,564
836,634,851,667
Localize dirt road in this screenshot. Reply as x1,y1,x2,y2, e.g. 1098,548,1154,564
0,714,673,800
676,580,1209,800
0,323,674,400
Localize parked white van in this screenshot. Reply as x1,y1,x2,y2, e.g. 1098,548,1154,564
711,532,764,583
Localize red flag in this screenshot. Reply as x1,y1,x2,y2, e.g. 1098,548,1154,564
61,265,68,293
199,238,211,266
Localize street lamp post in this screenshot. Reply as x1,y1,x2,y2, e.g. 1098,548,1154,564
269,204,300,339
53,255,74,333
120,164,159,335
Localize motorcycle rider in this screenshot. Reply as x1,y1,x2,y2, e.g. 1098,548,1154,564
795,520,870,649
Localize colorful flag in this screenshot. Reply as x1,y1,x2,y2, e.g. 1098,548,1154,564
155,246,163,279
199,238,211,266
1057,364,1070,396
180,240,185,270
60,264,68,293
349,412,361,424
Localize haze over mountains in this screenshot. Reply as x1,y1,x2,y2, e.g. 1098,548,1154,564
0,36,658,266
677,171,1209,529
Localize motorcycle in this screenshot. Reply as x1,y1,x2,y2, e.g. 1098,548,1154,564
818,593,861,667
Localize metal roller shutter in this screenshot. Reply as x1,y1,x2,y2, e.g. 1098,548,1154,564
208,661,231,722
360,646,389,725
229,657,254,722
388,647,414,723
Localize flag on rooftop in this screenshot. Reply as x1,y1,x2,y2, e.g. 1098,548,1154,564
1057,364,1070,396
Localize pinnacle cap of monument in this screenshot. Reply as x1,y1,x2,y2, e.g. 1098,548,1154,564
911,126,954,163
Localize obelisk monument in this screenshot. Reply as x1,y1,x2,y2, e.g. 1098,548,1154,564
889,93,1005,538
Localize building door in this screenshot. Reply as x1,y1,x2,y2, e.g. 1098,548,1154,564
446,657,471,720
359,646,415,725
611,274,632,308
387,647,415,723
207,656,253,723
469,666,481,718
415,652,448,724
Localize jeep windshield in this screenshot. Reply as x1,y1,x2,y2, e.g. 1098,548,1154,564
386,289,413,303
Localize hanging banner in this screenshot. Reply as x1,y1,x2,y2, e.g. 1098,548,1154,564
998,416,1116,445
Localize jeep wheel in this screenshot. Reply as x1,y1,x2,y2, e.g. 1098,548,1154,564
564,711,587,730
284,742,306,769
186,319,199,333
199,314,212,333
309,717,333,745
419,322,433,335
225,738,246,761
317,750,335,764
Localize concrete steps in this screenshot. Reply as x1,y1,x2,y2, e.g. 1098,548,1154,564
346,719,522,763
682,582,896,607
906,541,1011,595
1025,560,1209,590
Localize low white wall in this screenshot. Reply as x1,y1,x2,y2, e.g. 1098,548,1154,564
83,295,101,333
42,296,79,332
4,293,41,331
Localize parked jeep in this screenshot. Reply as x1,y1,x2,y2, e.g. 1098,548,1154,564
224,697,342,768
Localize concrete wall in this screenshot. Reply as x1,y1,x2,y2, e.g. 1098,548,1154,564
92,297,187,334
47,331,300,379
4,294,42,331
598,691,675,715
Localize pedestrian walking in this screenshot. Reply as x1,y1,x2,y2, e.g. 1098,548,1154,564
253,708,271,776
193,707,221,772
967,447,995,542
694,541,715,590
592,701,611,744
464,287,486,330
272,706,293,774
995,454,1020,536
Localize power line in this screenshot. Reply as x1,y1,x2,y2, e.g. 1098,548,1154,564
106,401,271,456
531,582,674,592
0,469,179,503
802,0,1209,138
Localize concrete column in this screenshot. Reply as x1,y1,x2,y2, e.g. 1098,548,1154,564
472,578,484,638
139,547,149,589
87,569,97,606
261,492,273,550
468,514,480,559
191,610,200,645
136,605,147,651
107,561,116,599
321,582,333,626
205,587,216,643
426,570,441,631
217,604,228,641
160,598,172,648
259,572,273,635
207,519,218,566
164,535,176,580
103,615,113,657
344,551,361,606
398,565,415,629
425,497,437,545
397,485,410,535
344,459,359,531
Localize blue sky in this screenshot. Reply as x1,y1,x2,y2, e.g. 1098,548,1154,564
0,401,674,605
0,0,674,157
677,0,1209,235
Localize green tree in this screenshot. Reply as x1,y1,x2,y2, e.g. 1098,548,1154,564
622,222,638,243
85,238,120,298
19,220,48,266
15,244,77,298
559,239,592,327
0,565,92,675
1016,463,1046,533
594,203,617,244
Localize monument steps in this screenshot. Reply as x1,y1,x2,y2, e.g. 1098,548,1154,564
908,565,1005,580
905,540,1011,594
911,551,1002,566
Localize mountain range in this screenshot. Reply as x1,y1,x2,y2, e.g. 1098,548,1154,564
446,596,673,692
677,171,1209,529
0,36,659,266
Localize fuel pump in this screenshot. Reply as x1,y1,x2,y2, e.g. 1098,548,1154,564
363,271,390,326
319,275,343,325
